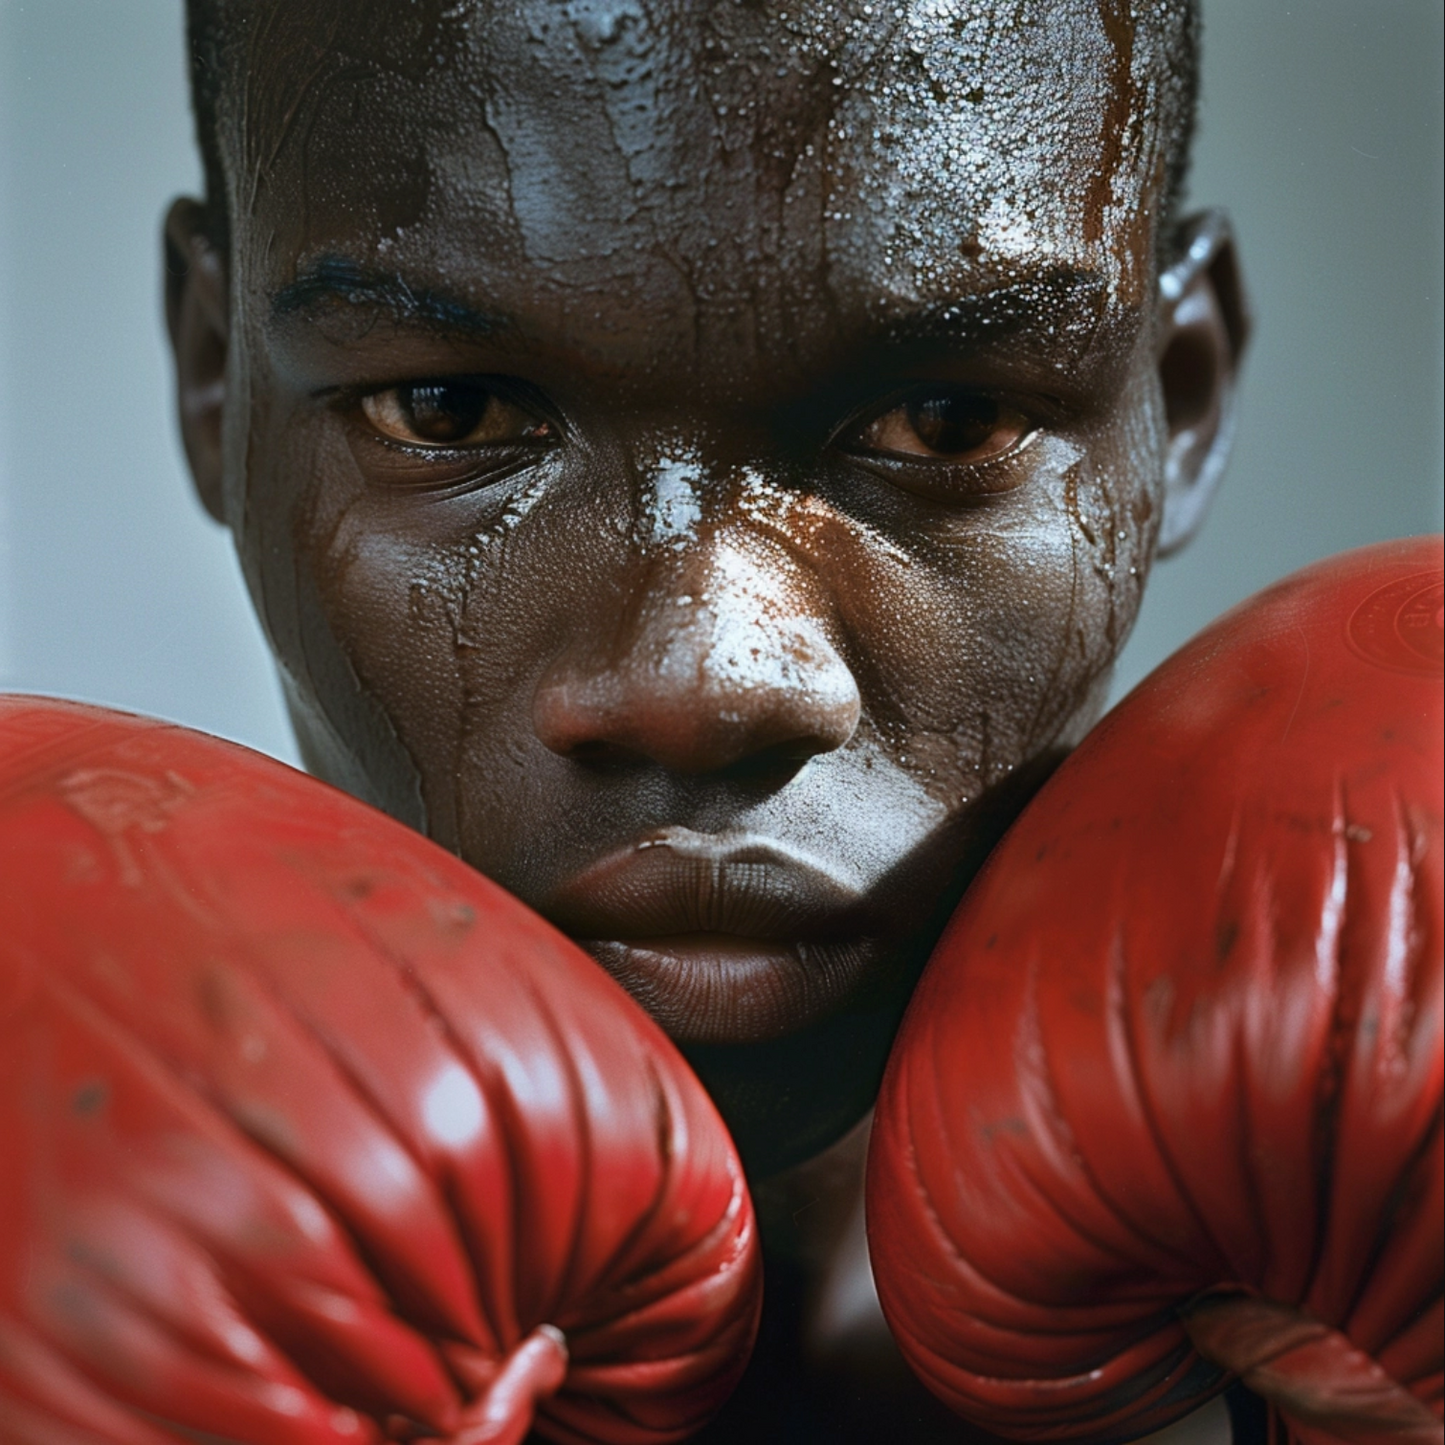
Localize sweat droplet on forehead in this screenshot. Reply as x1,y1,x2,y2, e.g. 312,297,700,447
781,0,1186,311
240,0,1190,352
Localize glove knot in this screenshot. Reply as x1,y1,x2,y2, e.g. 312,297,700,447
1181,1293,1441,1445
447,1324,569,1445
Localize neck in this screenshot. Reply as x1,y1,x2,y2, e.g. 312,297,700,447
752,1111,916,1385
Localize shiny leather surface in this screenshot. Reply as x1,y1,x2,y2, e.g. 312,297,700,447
0,700,760,1442
868,537,1443,1442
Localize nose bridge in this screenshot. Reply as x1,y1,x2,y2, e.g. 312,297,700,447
648,528,839,707
635,441,710,554
533,478,861,772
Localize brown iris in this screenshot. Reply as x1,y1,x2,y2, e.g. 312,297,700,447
856,388,1030,463
362,381,552,447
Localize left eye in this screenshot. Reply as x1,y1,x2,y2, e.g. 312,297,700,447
851,388,1031,463
360,381,553,447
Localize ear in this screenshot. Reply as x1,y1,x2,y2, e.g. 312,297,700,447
165,198,229,525
1154,209,1250,556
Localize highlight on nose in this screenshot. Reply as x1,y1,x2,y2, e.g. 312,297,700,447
532,561,861,776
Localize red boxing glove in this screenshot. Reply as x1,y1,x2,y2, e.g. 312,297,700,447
0,699,760,1444
867,538,1443,1444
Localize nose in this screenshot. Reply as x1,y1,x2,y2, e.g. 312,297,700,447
532,534,861,775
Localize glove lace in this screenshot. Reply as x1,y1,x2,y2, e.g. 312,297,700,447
436,1325,570,1445
1182,1293,1440,1445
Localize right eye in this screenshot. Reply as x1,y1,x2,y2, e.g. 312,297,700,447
850,387,1032,465
360,380,554,447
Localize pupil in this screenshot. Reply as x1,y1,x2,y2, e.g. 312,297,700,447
403,383,489,442
906,392,1000,455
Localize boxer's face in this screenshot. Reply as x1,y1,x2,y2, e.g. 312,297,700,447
170,0,1240,1167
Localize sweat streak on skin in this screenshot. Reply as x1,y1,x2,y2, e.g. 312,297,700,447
202,0,1198,1178
170,1,1246,1438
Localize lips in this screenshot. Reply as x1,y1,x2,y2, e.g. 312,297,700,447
539,828,881,1044
544,828,866,938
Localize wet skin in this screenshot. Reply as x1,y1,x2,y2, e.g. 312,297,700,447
167,2,1243,1181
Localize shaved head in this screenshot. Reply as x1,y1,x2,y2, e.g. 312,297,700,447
187,1,1199,263
168,0,1238,1174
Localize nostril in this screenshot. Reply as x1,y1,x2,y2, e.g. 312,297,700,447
565,737,648,769
532,676,615,761
568,738,609,764
716,738,824,785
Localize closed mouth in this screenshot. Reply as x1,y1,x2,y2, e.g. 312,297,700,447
540,828,880,1043
542,827,869,940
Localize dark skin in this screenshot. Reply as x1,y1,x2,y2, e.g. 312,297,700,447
166,1,1246,1435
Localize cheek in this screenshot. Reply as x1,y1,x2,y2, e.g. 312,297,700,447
332,527,471,754
305,497,542,841
272,445,631,858
835,428,1157,803
239,418,487,832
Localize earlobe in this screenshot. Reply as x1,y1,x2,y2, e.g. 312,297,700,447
164,198,229,525
1155,209,1250,556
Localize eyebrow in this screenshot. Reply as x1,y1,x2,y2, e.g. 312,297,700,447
881,266,1114,347
270,256,511,338
269,256,1120,368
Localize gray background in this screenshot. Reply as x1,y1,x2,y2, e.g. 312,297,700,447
1,1,1441,766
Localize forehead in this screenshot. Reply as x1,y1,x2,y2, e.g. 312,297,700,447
234,0,1182,377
